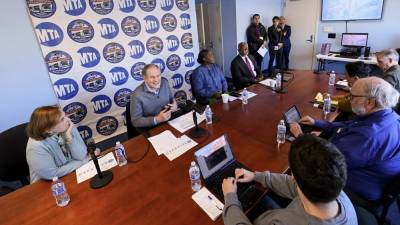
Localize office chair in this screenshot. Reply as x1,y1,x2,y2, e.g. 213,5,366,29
0,122,30,193
125,100,141,140
355,206,379,225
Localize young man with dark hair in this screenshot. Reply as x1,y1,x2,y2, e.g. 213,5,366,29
222,134,357,225
267,16,283,75
246,14,268,70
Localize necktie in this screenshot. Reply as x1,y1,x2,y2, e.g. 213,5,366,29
245,57,255,77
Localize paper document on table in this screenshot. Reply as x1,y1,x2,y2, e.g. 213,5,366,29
168,111,206,133
148,130,177,155
164,135,198,161
192,187,224,221
239,90,257,100
336,80,348,87
257,45,268,57
259,78,276,87
75,152,117,184
315,92,338,105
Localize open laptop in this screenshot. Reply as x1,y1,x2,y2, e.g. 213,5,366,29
194,135,263,211
283,105,315,134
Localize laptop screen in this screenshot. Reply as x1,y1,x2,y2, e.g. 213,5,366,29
194,135,234,180
283,106,301,124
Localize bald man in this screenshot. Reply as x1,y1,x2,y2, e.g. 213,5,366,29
290,77,400,204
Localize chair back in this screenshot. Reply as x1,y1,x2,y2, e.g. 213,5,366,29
125,100,141,139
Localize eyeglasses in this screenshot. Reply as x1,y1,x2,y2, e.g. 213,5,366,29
348,93,372,101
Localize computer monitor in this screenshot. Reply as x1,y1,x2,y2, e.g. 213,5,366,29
341,33,368,48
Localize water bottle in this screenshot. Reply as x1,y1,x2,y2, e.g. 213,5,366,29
205,105,212,124
328,71,336,86
51,177,70,207
189,161,202,192
276,73,282,90
115,141,127,166
323,94,332,116
242,88,249,104
277,120,286,144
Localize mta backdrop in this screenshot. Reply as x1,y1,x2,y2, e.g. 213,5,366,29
26,0,199,143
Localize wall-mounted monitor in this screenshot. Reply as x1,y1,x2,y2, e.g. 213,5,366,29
321,0,384,21
341,33,368,47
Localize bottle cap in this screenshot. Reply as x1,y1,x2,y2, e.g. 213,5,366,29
116,141,121,145
52,177,58,182
191,161,196,166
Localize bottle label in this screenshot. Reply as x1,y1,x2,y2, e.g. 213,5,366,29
52,185,65,196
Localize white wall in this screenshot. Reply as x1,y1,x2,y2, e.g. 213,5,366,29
0,0,57,132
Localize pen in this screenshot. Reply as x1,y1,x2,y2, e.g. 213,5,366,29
208,195,223,210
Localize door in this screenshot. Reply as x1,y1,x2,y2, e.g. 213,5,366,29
283,0,319,70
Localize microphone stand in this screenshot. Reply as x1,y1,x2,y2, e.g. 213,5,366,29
86,139,113,189
190,111,206,138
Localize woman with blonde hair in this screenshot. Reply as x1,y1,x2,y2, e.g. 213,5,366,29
26,105,89,183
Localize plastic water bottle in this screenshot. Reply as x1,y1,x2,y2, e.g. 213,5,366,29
51,177,70,207
323,94,332,116
189,161,202,192
329,71,336,86
115,141,127,166
277,120,286,144
242,88,249,104
205,105,212,124
276,73,282,90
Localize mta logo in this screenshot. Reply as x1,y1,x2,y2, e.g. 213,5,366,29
114,88,132,107
161,13,177,32
35,22,63,47
172,74,184,89
131,62,145,81
103,42,125,63
160,0,173,11
67,19,94,43
82,71,106,92
138,0,156,12
63,0,86,16
176,0,189,11
110,67,129,86
121,16,141,37
180,13,191,30
128,40,145,59
45,50,73,75
54,78,79,100
151,58,166,73
181,32,193,49
98,18,119,39
146,37,163,55
166,35,179,52
28,0,56,18
77,126,93,141
96,116,118,136
166,54,181,71
63,102,87,124
91,95,112,114
144,15,159,34
78,47,100,68
184,52,195,67
117,0,135,13
89,0,114,15
185,70,193,84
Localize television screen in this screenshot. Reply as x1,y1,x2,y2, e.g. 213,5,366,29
321,0,384,21
341,33,368,47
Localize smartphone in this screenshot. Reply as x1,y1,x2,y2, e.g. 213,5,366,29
164,105,172,111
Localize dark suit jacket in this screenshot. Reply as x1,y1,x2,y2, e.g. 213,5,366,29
267,25,283,48
281,24,291,46
246,23,268,53
230,54,262,90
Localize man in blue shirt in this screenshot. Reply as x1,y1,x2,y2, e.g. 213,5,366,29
290,77,400,202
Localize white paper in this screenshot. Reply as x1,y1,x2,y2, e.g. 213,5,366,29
148,130,177,155
164,135,198,161
228,96,237,101
168,111,206,133
336,80,348,87
259,78,276,87
75,152,118,184
238,90,257,100
192,187,224,221
257,45,268,57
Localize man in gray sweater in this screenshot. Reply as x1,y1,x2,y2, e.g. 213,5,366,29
222,134,358,225
376,49,400,92
130,64,177,128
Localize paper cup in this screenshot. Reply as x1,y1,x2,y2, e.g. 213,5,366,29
222,94,229,103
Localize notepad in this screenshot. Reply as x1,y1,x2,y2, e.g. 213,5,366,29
192,187,224,221
168,111,206,133
315,92,338,105
75,152,118,184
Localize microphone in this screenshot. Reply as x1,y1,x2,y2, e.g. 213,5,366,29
86,138,113,189
186,100,207,138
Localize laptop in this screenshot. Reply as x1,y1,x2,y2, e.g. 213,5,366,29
283,105,315,134
194,135,263,211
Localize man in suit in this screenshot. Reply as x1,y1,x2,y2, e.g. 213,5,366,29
246,14,268,70
230,42,264,90
279,16,291,70
267,16,283,75
376,49,400,93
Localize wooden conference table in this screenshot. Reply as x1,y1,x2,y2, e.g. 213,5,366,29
0,71,342,225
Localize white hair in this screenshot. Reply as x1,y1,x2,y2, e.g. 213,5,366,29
376,49,399,63
362,77,400,109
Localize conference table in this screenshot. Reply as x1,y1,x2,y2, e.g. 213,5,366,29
0,71,343,225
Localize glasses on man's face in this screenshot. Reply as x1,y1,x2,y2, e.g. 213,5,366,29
348,93,370,101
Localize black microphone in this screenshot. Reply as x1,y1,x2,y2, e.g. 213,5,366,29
85,138,113,189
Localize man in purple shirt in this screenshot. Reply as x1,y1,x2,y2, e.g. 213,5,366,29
290,77,400,203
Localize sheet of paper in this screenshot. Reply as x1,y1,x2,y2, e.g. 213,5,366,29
238,90,257,100
259,78,275,87
168,111,206,133
148,130,177,155
314,92,338,105
228,96,237,101
336,80,348,87
257,45,268,57
75,152,118,184
164,135,198,161
192,187,224,221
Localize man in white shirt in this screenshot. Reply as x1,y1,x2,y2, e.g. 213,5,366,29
230,42,264,90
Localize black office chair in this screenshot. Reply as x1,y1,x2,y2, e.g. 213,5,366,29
125,100,141,140
0,123,30,194
355,206,379,225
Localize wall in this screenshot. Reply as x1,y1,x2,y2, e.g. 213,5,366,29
0,0,57,132
220,0,237,77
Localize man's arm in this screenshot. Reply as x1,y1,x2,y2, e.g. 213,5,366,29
130,94,157,128
223,192,253,225
254,172,298,199
192,69,209,97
